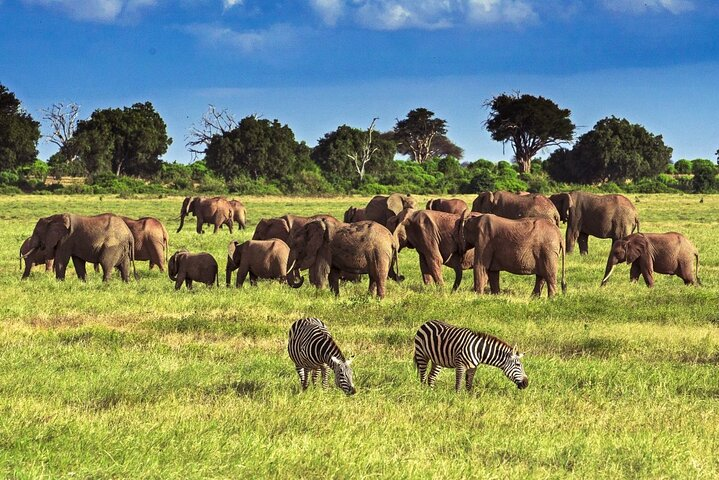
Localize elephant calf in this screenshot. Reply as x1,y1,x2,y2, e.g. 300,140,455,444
601,232,700,287
226,239,297,287
20,236,54,279
168,250,219,290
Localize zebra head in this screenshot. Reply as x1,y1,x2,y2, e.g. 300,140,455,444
502,349,528,389
331,356,356,395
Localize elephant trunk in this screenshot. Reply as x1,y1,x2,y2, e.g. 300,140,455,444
601,262,616,286
177,197,190,233
287,265,305,288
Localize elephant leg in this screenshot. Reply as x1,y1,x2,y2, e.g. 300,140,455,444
45,259,54,272
678,261,695,285
150,243,165,272
376,273,387,299
249,272,258,287
174,273,185,290
488,271,501,294
93,263,100,273
213,222,220,234
532,276,545,297
641,269,654,288
196,217,204,234
578,233,589,256
186,278,193,290
418,254,433,285
226,219,234,234
236,267,248,288
473,265,487,294
426,254,444,286
72,256,87,282
118,257,131,283
427,363,442,388
451,267,463,291
630,261,641,283
329,268,341,296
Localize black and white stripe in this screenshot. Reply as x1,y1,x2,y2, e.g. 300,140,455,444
414,320,528,391
288,317,356,395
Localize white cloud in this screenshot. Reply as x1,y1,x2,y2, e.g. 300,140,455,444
223,0,243,9
309,0,344,26
22,0,159,22
602,0,695,15
467,0,537,24
181,23,303,55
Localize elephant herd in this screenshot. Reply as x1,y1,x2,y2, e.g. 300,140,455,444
19,192,701,297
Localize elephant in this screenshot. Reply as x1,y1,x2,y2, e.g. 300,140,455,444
343,206,367,223
549,192,640,255
286,219,402,299
25,213,135,282
226,239,301,287
177,196,234,234
472,191,560,226
168,250,218,290
363,193,417,227
390,209,476,290
120,216,168,271
228,199,247,230
601,233,700,287
20,236,54,279
463,214,566,297
426,198,469,216
253,214,339,243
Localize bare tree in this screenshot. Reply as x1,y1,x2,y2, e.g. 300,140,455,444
185,105,240,160
42,102,80,150
347,118,379,181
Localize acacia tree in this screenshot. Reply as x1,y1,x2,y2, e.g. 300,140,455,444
0,84,41,172
485,93,575,173
185,105,240,160
393,108,449,164
545,116,672,184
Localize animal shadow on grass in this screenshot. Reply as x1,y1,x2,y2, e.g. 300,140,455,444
208,380,265,399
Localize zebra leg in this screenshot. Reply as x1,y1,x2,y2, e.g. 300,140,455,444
465,368,477,391
415,351,429,384
455,365,466,392
296,367,309,390
321,365,330,388
427,363,442,388
311,368,320,386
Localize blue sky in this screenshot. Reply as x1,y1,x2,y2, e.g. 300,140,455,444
2,0,718,164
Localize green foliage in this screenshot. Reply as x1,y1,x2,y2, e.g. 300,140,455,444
625,177,679,194
545,117,672,184
393,108,452,164
673,159,692,174
0,84,41,172
484,93,575,173
691,159,717,193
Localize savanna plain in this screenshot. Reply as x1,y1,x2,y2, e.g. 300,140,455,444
0,193,718,479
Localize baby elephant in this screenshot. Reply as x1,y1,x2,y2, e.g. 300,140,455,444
226,239,298,287
168,250,219,290
601,232,700,287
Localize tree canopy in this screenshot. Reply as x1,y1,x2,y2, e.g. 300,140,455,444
311,124,395,187
204,116,312,182
484,93,575,174
57,102,171,177
393,108,460,164
544,116,672,184
0,84,41,172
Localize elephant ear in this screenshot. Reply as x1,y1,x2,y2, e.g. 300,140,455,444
386,193,406,216
626,234,649,263
283,215,295,232
344,207,356,223
305,220,328,260
457,209,471,256
45,214,71,251
227,240,240,262
403,194,417,210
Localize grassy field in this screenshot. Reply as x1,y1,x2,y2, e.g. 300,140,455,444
0,193,718,479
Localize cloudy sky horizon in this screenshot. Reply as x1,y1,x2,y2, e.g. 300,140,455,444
2,0,718,164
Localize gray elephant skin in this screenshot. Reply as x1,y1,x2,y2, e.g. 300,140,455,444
286,219,402,299
343,206,368,223
228,199,247,230
464,214,566,297
601,232,700,287
120,216,169,271
253,214,338,244
177,196,235,234
226,239,298,287
390,209,475,291
363,193,417,227
549,192,639,255
168,250,218,289
472,191,559,226
26,213,135,282
20,236,54,279
426,198,469,216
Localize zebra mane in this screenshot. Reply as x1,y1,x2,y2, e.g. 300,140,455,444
475,330,513,354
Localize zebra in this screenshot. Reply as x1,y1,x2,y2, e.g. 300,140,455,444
414,320,528,391
287,317,356,395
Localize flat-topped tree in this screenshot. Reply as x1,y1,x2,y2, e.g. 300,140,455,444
485,93,575,174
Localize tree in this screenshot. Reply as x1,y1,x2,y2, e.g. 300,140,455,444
545,117,672,184
204,116,312,182
186,105,239,160
66,102,172,177
393,108,449,164
691,159,717,193
0,84,41,172
312,122,395,187
674,159,692,174
484,93,575,174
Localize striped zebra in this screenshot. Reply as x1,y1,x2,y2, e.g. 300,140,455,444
288,317,356,395
414,320,528,391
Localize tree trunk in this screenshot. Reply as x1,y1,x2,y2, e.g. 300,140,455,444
516,155,532,174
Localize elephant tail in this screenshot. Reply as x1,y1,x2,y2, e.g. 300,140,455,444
391,244,404,283
130,239,138,281
561,241,567,294
633,216,640,234
695,252,701,286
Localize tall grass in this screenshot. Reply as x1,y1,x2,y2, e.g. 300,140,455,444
0,194,717,478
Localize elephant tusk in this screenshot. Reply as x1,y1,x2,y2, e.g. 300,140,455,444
21,247,36,259
287,259,297,274
601,265,616,286
445,252,453,264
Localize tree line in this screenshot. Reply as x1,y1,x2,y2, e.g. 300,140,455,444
1,83,718,195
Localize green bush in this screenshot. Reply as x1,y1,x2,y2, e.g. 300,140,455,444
626,178,679,193
598,182,623,193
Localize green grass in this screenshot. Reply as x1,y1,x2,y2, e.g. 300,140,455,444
1,193,718,479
